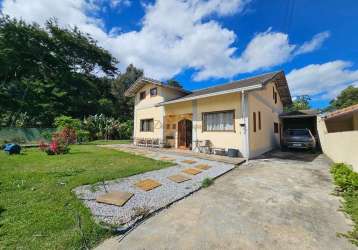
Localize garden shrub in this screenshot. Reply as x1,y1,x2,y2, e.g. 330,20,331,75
39,127,76,155
331,163,358,192
54,115,81,130
77,130,90,143
331,163,358,245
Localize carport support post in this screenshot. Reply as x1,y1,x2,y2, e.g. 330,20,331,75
241,90,250,159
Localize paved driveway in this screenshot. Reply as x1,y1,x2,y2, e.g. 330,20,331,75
96,152,354,250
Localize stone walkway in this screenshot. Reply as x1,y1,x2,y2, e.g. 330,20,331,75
74,146,237,230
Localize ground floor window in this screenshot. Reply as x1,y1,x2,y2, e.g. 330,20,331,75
140,119,154,132
203,110,235,131
274,122,279,133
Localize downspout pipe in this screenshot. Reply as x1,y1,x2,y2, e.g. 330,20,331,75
241,90,250,159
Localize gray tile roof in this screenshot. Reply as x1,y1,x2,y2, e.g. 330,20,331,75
125,71,292,106
159,71,292,106
183,71,280,99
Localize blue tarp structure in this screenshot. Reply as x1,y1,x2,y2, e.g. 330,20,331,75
3,143,21,155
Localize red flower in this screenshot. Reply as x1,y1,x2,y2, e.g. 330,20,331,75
50,140,59,154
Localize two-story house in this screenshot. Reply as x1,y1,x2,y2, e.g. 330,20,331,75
124,71,292,158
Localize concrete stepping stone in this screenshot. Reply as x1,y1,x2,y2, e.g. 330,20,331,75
182,168,202,175
96,191,133,207
160,157,176,161
181,159,197,164
168,174,191,183
135,179,162,191
195,164,211,170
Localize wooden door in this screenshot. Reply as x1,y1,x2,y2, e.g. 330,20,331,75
178,119,192,149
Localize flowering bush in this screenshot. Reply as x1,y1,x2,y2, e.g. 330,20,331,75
52,127,77,145
39,127,75,155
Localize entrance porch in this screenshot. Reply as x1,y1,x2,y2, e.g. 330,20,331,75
164,113,193,149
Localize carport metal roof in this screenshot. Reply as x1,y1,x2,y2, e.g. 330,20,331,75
279,109,319,118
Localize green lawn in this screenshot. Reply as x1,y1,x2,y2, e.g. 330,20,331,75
0,145,171,249
84,139,131,145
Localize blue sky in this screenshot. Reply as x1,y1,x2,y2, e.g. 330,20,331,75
1,0,358,108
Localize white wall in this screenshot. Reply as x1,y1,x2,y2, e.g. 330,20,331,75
248,82,283,158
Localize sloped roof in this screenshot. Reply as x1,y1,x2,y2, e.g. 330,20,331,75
125,71,292,106
124,77,190,97
158,71,292,106
324,104,358,120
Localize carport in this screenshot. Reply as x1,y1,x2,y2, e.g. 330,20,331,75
279,109,319,146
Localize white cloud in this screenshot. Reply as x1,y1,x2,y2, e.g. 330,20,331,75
1,0,329,82
295,31,330,55
110,0,131,8
287,60,358,99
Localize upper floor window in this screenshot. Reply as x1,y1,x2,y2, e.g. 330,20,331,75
140,119,154,132
139,91,146,100
150,87,157,97
203,110,234,132
274,92,277,104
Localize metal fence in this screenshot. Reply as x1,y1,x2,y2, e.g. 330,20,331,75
0,128,55,144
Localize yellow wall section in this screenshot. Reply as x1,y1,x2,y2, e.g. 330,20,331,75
195,93,243,151
132,81,286,158
134,83,184,139
248,82,282,157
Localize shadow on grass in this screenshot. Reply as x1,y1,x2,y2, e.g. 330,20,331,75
0,205,6,234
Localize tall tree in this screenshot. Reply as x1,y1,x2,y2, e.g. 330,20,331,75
0,16,118,126
166,79,183,88
327,85,358,111
111,64,143,120
284,95,311,112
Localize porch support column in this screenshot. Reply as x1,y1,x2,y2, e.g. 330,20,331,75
241,90,250,159
159,106,165,143
133,107,137,145
192,100,198,151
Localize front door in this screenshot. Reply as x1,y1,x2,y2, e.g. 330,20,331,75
178,119,192,149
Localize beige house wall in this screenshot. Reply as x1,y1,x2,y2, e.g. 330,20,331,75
164,102,193,148
132,81,286,158
317,116,358,171
133,83,184,140
164,94,244,152
195,93,243,151
248,82,283,158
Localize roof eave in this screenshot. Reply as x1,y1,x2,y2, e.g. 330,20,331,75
156,83,263,106
124,77,190,97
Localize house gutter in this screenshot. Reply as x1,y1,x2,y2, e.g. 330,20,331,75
156,83,263,106
241,90,250,159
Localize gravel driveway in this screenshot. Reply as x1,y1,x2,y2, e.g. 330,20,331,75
96,151,355,250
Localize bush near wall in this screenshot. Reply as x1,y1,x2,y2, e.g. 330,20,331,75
0,128,56,144
331,163,358,245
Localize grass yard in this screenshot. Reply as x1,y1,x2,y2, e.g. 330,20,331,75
84,139,132,145
0,145,172,249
